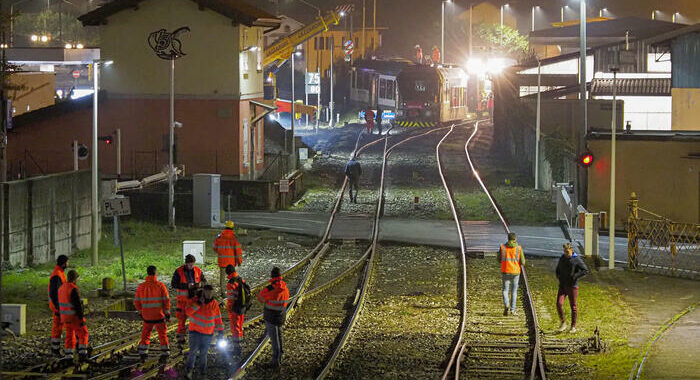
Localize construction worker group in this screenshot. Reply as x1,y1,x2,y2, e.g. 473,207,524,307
47,220,289,379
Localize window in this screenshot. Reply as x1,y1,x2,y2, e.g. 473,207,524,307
450,87,466,107
379,79,387,99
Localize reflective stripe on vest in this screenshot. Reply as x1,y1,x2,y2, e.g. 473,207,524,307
500,245,522,275
176,266,201,305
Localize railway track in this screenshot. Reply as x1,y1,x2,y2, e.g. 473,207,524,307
437,122,547,380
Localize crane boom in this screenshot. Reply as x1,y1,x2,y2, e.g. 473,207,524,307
263,5,352,68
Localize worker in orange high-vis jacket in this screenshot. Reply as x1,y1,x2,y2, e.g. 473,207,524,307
225,264,249,370
257,267,290,367
48,254,69,356
171,254,206,347
498,232,526,316
184,285,224,380
213,221,243,297
58,270,88,363
134,265,171,363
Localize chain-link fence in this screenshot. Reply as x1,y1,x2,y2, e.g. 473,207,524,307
627,193,699,279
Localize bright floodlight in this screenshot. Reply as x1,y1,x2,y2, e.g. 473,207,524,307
65,43,73,49
339,11,346,17
76,43,84,49
41,35,49,42
466,58,486,75
486,58,507,74
31,35,38,42
294,51,302,57
105,60,114,66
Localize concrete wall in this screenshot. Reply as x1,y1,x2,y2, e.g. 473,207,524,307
9,72,56,117
99,0,263,98
587,138,700,226
672,88,700,131
2,171,96,267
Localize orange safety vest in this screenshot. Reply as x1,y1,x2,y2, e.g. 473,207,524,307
134,275,171,321
176,265,202,308
213,229,242,268
48,265,66,312
257,277,290,312
500,244,522,275
186,298,224,335
58,282,83,324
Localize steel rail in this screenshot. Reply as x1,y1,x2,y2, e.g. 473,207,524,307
436,125,469,380
462,122,547,380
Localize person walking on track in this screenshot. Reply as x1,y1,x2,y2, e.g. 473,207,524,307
375,106,383,135
172,254,206,347
214,221,243,296
48,254,69,356
58,270,89,363
184,285,225,380
344,158,362,203
364,107,375,134
556,242,589,333
225,264,250,372
498,232,525,316
134,265,171,363
257,267,290,368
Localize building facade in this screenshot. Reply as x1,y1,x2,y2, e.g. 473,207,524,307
7,0,280,180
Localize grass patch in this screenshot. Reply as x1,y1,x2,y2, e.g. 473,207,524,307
1,220,222,321
526,259,638,379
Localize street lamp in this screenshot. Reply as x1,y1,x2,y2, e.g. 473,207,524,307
608,66,619,269
672,12,679,23
531,5,539,32
651,10,657,20
560,5,568,23
599,8,607,18
90,59,113,266
442,0,451,64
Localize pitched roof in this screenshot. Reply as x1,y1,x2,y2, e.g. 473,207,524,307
590,78,671,96
79,0,280,28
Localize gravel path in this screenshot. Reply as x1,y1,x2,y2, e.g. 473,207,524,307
328,245,460,379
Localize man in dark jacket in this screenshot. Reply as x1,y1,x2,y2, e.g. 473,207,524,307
256,267,289,367
375,106,383,135
344,158,362,203
555,242,589,333
48,254,69,356
172,254,207,346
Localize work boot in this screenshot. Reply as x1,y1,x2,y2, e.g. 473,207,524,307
557,321,568,332
569,326,577,333
511,309,518,316
503,307,509,316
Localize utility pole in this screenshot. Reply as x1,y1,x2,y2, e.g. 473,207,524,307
316,50,320,132
91,61,100,265
168,58,175,230
578,0,588,207
116,128,121,178
535,59,541,190
441,1,445,64
291,52,296,170
362,0,366,58
330,36,334,128
373,0,376,52
469,4,473,57
609,67,619,269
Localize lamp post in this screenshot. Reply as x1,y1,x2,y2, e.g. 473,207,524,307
609,67,619,269
560,6,565,23
291,50,296,170
651,10,656,20
441,0,450,64
672,12,678,23
577,0,588,207
535,58,541,190
90,59,113,265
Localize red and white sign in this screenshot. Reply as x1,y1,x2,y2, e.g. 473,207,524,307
72,70,80,79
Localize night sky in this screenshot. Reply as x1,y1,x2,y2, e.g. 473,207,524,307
254,0,700,62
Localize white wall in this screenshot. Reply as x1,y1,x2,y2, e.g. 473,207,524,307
596,95,672,130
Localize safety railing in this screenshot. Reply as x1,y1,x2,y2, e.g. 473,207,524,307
627,192,700,279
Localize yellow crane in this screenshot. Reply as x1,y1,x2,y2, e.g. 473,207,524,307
263,4,352,109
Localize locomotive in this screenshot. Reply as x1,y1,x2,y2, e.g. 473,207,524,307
395,64,469,127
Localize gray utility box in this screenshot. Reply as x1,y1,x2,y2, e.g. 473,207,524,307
193,174,221,228
1,304,26,336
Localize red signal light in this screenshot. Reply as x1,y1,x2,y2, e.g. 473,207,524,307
580,152,594,167
99,135,113,144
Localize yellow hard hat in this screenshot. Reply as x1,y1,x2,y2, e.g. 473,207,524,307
224,221,235,229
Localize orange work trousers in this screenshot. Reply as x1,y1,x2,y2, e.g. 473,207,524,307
64,321,89,356
228,312,245,342
176,310,188,343
50,313,64,351
139,321,169,356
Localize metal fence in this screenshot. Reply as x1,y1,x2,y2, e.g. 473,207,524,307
627,192,699,279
